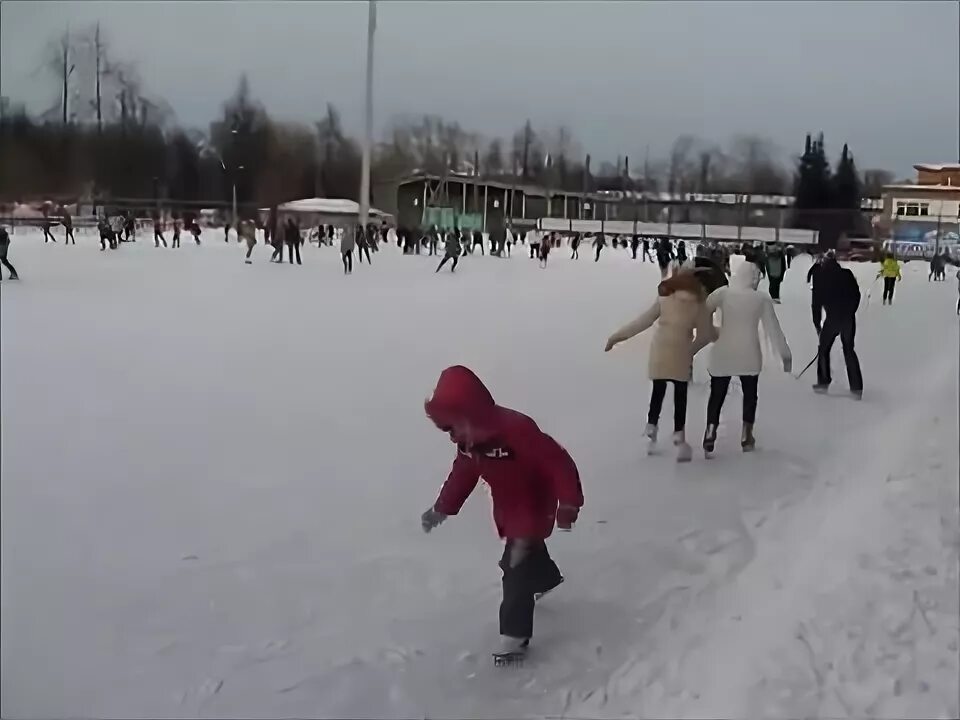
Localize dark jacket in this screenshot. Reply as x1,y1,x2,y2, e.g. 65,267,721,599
817,259,860,315
0,228,9,259
284,221,300,245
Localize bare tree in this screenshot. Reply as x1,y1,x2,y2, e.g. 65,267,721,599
728,134,787,195
483,138,505,175
46,29,76,124
668,134,697,194
91,23,105,133
862,168,895,198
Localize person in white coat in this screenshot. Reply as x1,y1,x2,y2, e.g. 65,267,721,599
605,271,716,461
702,261,792,454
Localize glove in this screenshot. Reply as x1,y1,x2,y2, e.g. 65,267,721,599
782,355,792,374
421,506,447,534
556,505,580,531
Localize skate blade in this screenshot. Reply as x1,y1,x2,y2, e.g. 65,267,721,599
741,444,756,453
492,652,526,667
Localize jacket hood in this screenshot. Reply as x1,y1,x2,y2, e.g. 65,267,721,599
731,260,761,290
424,365,496,430
658,270,706,300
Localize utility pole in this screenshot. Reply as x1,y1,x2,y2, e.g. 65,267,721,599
94,23,103,134
357,0,376,233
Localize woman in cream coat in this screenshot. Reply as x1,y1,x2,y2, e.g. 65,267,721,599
702,260,791,454
605,270,716,462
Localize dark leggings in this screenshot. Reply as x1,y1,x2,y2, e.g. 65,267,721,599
499,539,563,640
65,228,75,244
882,277,896,303
436,253,459,272
768,277,782,300
287,242,301,265
342,249,353,273
706,375,759,426
594,246,602,262
358,245,372,264
648,379,688,432
1,257,17,278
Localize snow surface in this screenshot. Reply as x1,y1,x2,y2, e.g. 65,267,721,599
1,229,958,719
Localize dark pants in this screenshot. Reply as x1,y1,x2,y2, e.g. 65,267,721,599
154,232,166,248
768,276,782,300
271,244,283,262
631,243,639,259
786,255,792,268
429,240,438,256
707,375,759,426
642,248,653,262
436,253,458,272
571,245,579,259
817,313,863,392
65,228,75,244
594,246,602,262
648,379,688,432
342,249,353,273
530,243,539,259
499,539,563,640
172,232,181,248
43,227,56,243
882,277,896,304
358,245,372,264
1,256,18,278
287,242,301,265
125,227,134,242
474,240,484,255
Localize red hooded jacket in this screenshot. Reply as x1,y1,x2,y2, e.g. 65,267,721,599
425,366,583,539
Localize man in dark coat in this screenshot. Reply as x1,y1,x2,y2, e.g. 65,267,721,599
284,218,302,265
813,254,863,398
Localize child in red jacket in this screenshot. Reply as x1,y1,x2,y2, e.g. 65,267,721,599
421,365,583,660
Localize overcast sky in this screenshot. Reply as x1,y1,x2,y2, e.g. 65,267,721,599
2,0,957,177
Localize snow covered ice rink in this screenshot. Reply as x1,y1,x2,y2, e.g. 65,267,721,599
1,229,958,719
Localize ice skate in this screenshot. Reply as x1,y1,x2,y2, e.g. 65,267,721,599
812,383,829,395
244,260,252,265
534,576,564,602
702,424,718,456
644,423,658,455
741,423,756,452
492,636,529,666
674,431,692,463
850,389,863,401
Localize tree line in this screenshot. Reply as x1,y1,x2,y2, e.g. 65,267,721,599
1,24,896,227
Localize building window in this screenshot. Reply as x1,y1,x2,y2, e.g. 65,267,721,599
919,204,929,216
896,201,929,217
905,204,919,216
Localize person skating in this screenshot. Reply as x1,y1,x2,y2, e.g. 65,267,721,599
224,223,231,243
570,232,581,259
528,229,541,260
124,213,136,242
642,237,653,262
428,225,440,256
505,227,515,257
239,219,257,263
765,244,787,303
436,229,462,272
284,218,302,265
190,219,202,245
421,365,583,661
340,224,355,274
98,215,113,251
171,216,182,248
604,270,716,461
61,207,75,245
357,225,373,264
676,240,688,266
630,235,641,260
878,252,902,305
655,237,674,279
153,215,167,248
701,262,791,454
539,235,551,268
593,233,606,262
814,255,864,398
41,208,57,243
0,227,19,280
472,229,485,256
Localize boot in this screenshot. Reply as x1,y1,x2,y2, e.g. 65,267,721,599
674,430,692,463
741,423,756,452
534,576,564,602
703,424,718,455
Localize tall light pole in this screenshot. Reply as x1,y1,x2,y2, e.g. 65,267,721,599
357,0,376,232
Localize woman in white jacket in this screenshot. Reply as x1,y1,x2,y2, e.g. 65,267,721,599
605,270,715,462
702,261,791,454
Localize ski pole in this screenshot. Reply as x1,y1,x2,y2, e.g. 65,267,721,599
794,351,818,380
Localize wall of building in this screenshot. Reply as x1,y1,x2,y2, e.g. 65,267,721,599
917,168,960,186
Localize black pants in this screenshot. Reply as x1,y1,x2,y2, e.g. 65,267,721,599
100,232,114,250
594,246,602,262
473,240,484,256
271,244,283,262
642,248,652,262
786,255,792,268
154,232,166,248
358,245,372,264
499,539,563,640
648,379,688,432
571,246,579,259
817,313,863,392
631,243,639,259
125,227,134,242
768,276,782,300
342,249,353,273
1,256,17,278
172,232,181,248
43,227,56,243
530,243,539,259
436,253,458,272
65,228,75,244
707,375,759,426
287,242,301,265
882,277,896,304
429,240,438,256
